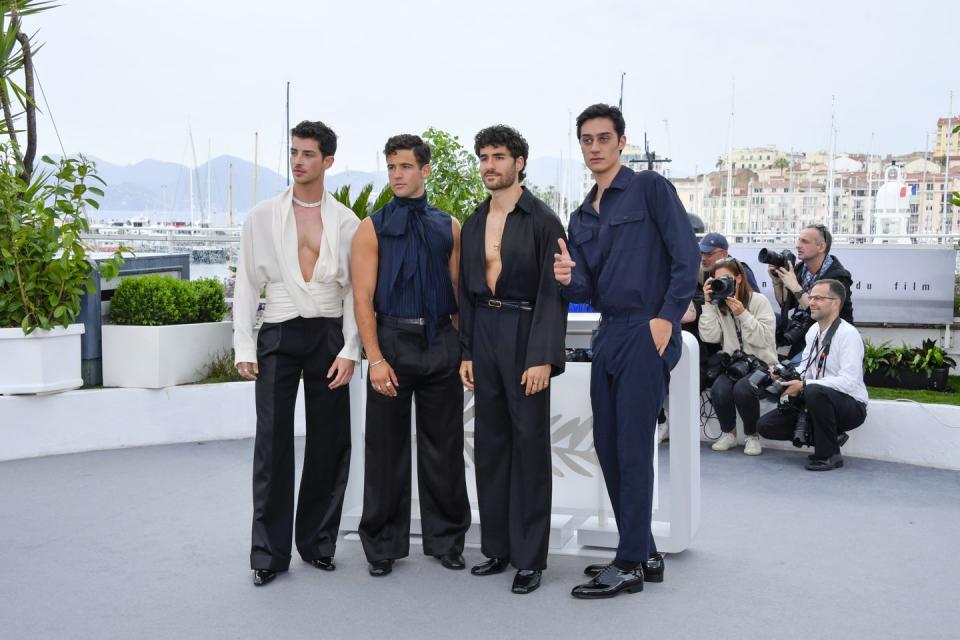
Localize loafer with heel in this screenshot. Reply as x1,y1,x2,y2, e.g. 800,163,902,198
436,552,465,570
252,569,276,587
368,559,394,577
471,557,509,576
584,553,664,583
571,565,644,599
511,570,541,594
308,556,335,571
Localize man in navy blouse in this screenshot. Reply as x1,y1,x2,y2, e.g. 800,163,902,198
554,104,699,599
351,134,470,578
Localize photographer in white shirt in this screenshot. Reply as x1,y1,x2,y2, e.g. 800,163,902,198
699,258,777,456
757,279,868,471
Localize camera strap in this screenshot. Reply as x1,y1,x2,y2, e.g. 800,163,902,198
808,317,842,379
733,316,745,351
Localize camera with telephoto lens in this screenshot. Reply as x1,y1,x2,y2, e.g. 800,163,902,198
758,248,797,270
747,361,802,401
709,275,737,305
747,362,812,447
725,349,766,382
778,308,814,347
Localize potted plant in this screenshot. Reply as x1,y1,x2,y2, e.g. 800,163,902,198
0,3,123,394
0,151,123,393
863,339,955,391
101,275,232,388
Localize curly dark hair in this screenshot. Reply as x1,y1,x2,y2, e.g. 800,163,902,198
474,125,529,182
383,134,431,167
290,120,337,157
576,103,626,139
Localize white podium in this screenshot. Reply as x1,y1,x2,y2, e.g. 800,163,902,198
339,330,701,557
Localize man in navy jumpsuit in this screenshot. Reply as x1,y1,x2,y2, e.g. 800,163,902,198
554,104,699,599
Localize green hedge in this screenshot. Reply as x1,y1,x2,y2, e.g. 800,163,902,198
110,275,226,326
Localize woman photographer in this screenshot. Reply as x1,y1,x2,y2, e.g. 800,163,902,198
700,258,777,455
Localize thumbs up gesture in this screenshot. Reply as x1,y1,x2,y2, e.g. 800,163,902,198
554,238,576,286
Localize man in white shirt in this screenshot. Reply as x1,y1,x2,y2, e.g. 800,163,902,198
234,120,361,586
757,279,868,471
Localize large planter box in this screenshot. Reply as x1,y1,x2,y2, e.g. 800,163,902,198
102,321,233,388
0,324,85,394
864,365,950,391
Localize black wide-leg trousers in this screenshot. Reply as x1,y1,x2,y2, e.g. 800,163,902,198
358,321,470,561
473,306,552,571
250,316,351,571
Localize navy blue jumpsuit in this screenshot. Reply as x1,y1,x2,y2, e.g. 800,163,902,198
561,166,699,564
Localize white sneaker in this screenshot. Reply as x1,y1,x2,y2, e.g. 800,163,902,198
711,433,738,451
744,435,762,456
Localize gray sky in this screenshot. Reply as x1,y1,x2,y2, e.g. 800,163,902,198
28,0,959,179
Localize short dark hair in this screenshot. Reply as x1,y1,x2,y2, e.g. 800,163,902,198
383,134,431,167
813,278,846,304
474,125,529,182
805,223,832,254
291,120,337,157
576,103,626,139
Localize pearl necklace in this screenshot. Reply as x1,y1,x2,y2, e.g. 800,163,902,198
292,196,323,208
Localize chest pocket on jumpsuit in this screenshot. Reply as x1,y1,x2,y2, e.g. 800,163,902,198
608,208,648,253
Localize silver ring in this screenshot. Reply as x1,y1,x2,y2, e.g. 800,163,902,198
373,384,381,391
385,382,393,387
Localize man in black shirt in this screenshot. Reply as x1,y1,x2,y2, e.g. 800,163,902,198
459,125,568,595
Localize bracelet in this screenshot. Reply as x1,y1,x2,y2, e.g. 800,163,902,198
369,358,386,368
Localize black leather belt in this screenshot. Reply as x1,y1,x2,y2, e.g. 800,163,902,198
477,297,534,311
377,314,451,328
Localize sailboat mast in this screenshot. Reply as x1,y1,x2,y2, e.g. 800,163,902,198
228,163,234,228
253,131,259,206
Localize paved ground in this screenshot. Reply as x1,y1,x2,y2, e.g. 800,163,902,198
1,439,958,640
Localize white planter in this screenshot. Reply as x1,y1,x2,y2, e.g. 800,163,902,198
102,321,233,388
0,324,85,395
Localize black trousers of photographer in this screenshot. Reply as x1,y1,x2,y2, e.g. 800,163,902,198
250,316,351,572
472,305,552,571
710,373,761,435
757,384,866,458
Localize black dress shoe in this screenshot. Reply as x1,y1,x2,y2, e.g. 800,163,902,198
805,453,844,471
511,570,542,594
368,559,394,577
584,553,664,583
252,569,276,586
308,556,335,571
471,557,509,576
437,552,465,570
571,565,644,599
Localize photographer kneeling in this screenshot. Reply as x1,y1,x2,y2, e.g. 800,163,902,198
756,279,867,471
700,258,777,456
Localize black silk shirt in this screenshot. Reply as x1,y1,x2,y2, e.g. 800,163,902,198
458,187,569,375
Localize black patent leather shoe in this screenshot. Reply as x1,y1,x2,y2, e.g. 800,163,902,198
584,553,664,583
571,565,644,599
512,569,542,594
252,569,276,586
471,557,509,576
308,556,335,571
368,559,394,577
437,552,465,570
805,453,844,471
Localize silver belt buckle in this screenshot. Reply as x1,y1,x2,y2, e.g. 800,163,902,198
487,299,502,309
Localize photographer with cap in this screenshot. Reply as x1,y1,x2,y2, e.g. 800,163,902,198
699,232,760,291
699,258,777,456
769,224,853,358
757,279,867,471
683,232,760,390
